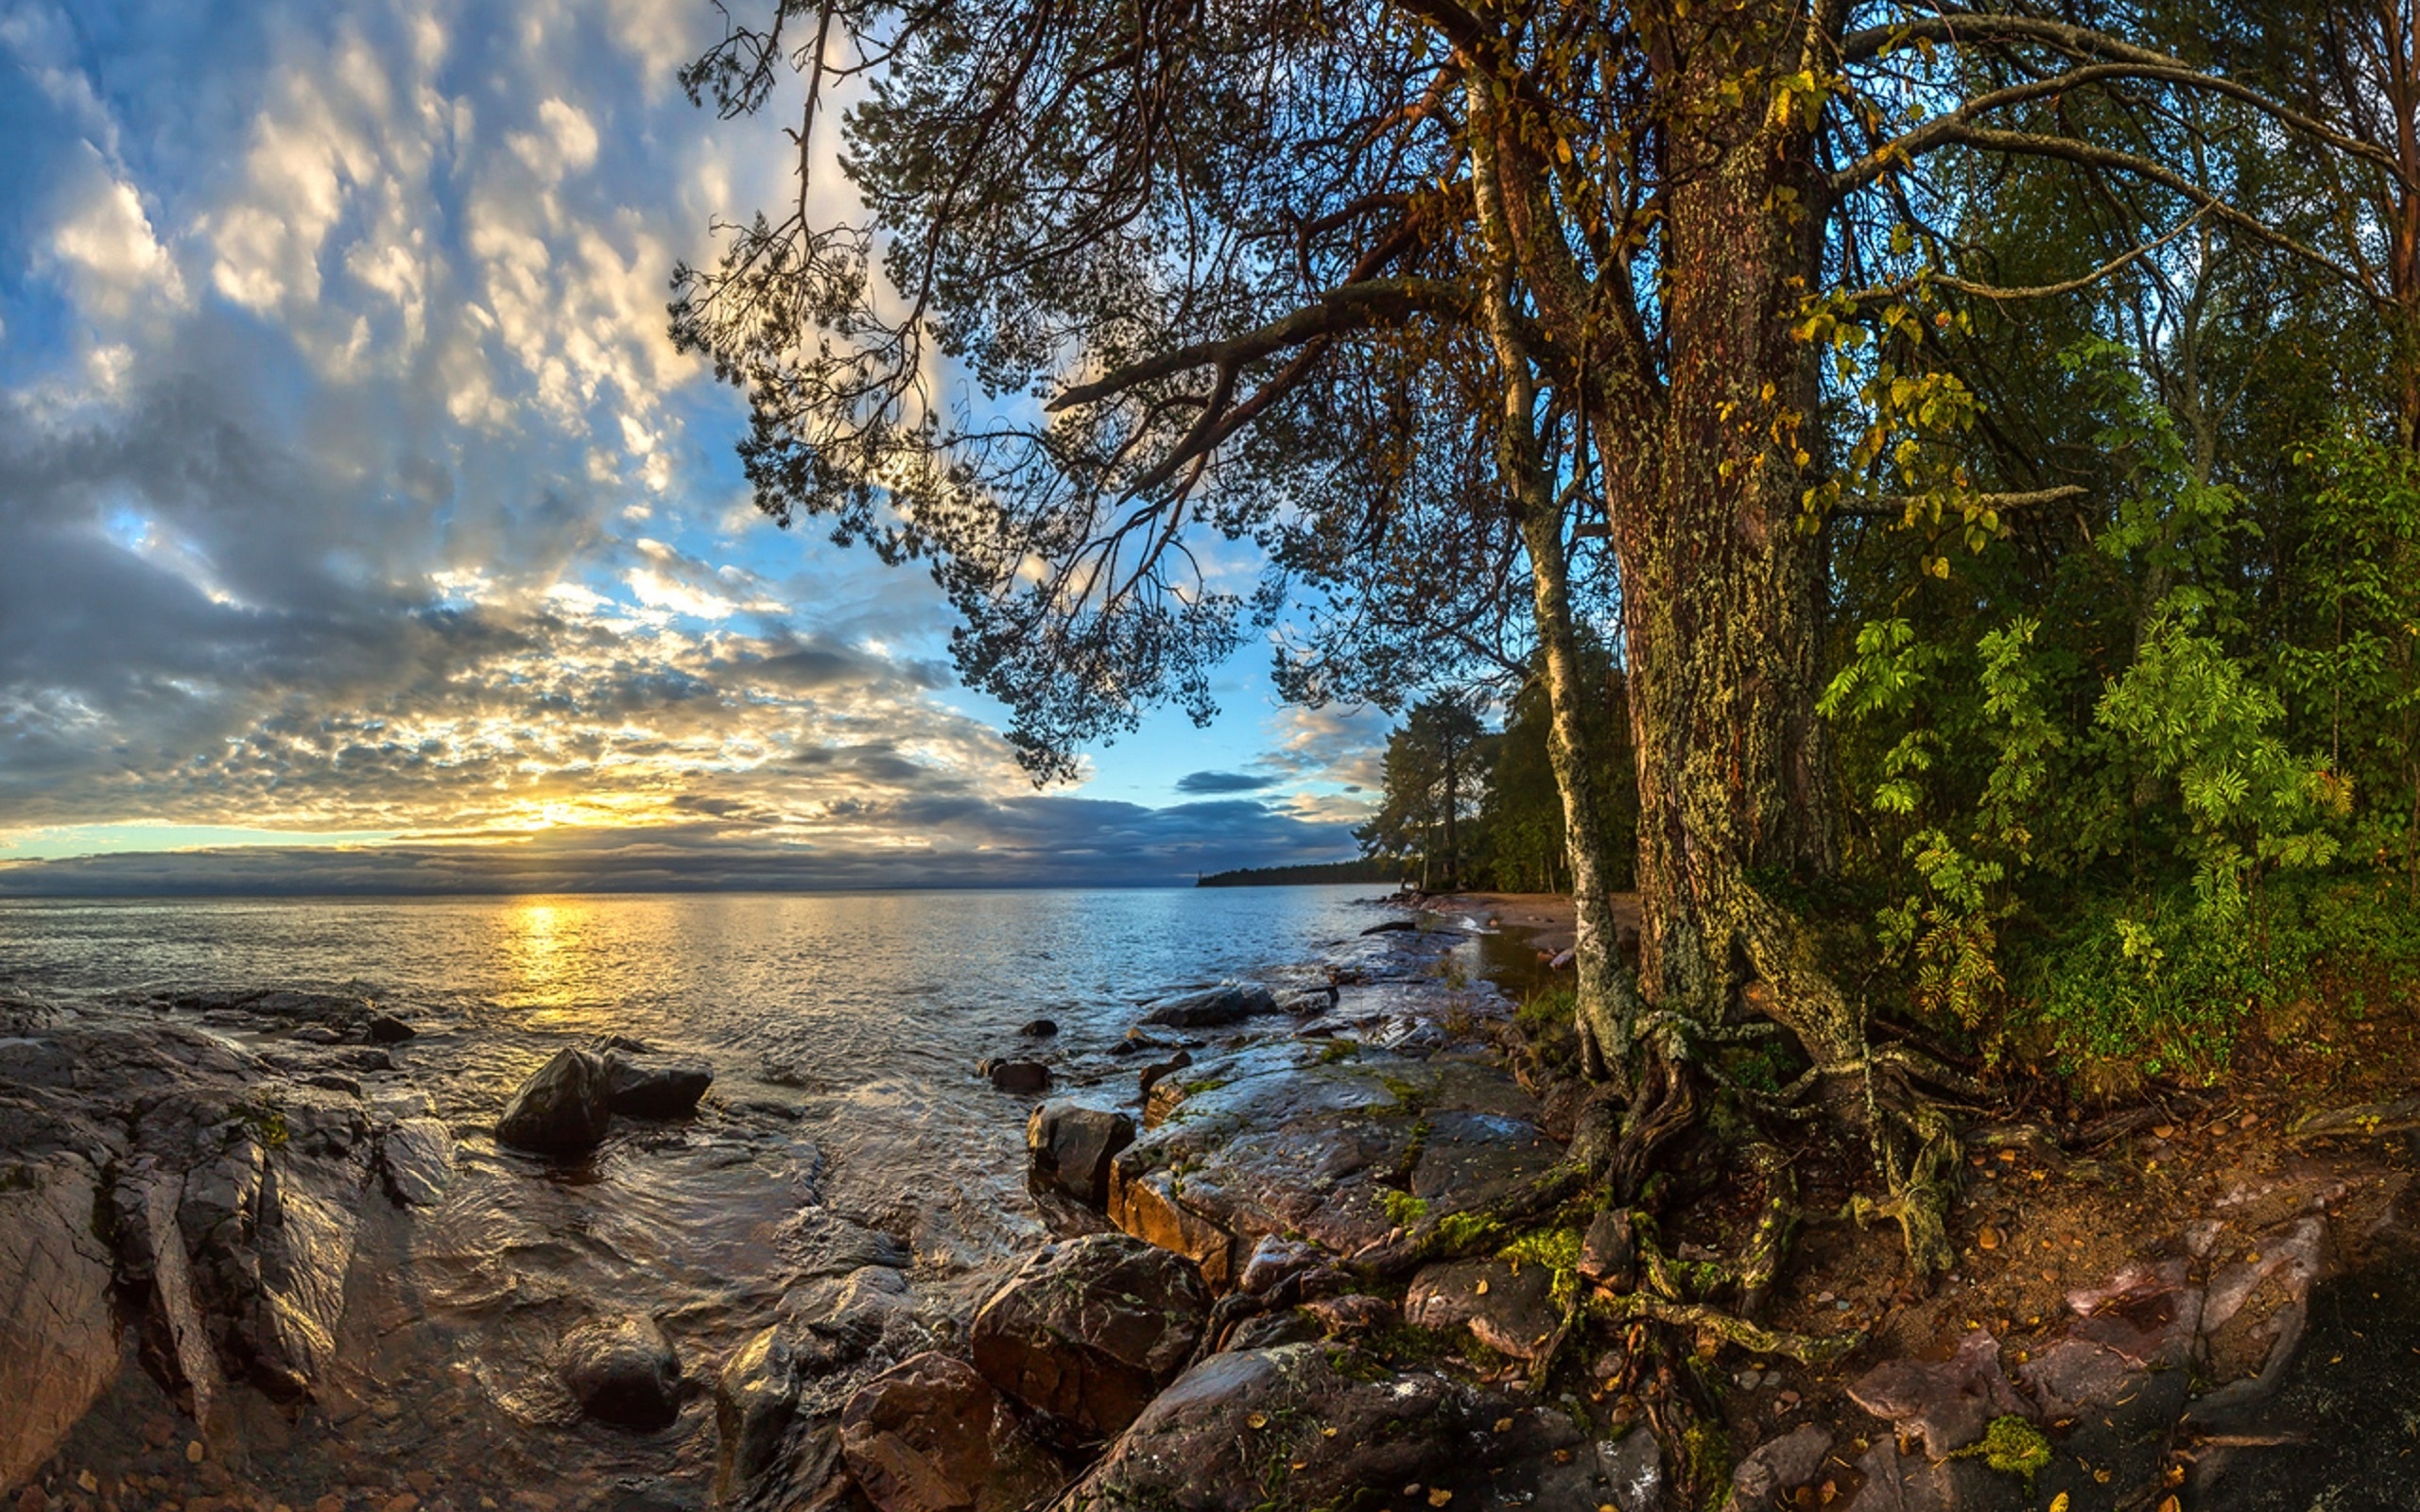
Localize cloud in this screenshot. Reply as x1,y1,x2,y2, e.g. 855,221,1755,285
1174,769,1282,795
0,0,1387,890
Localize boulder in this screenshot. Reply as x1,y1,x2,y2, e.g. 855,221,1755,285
603,1055,714,1119
984,1059,1051,1095
1027,1103,1136,1208
1580,1207,1636,1290
1847,1329,2030,1458
970,1233,1209,1443
495,1047,613,1153
1136,984,1276,1029
365,1014,416,1044
1236,1235,1322,1296
560,1314,683,1431
1049,1343,1479,1512
1136,1051,1191,1102
839,1351,1065,1512
1404,1258,1559,1361
1020,1019,1060,1039
1721,1424,1832,1512
0,1153,119,1494
380,1117,456,1208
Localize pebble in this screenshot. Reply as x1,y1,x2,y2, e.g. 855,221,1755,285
186,1442,205,1465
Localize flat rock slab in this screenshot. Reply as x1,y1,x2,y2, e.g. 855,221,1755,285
1848,1329,2029,1458
1409,1110,1560,1210
1106,1050,1546,1290
970,1233,1207,1444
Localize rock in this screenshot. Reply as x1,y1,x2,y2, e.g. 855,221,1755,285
379,1118,455,1208
786,1264,917,1372
984,1059,1051,1096
1020,1019,1059,1039
715,1326,800,1503
1050,1343,1479,1512
2064,1260,2202,1367
0,1153,119,1493
1136,1050,1192,1102
1142,1077,1189,1129
1580,1207,1636,1290
1404,1258,1558,1360
970,1234,1209,1444
1847,1329,2030,1458
131,1170,223,1434
559,1314,683,1431
602,1056,714,1120
1236,1235,1321,1296
1359,919,1416,935
288,1024,346,1045
1302,1293,1393,1335
1847,1437,1958,1512
1027,1103,1137,1208
1136,984,1276,1029
1409,1111,1559,1210
365,1015,415,1044
1721,1424,1831,1512
839,1352,1064,1512
494,1048,613,1153
1107,1052,1539,1293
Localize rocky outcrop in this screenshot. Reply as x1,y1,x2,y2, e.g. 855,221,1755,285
495,1048,613,1153
970,1234,1208,1444
1848,1329,2031,1458
603,1054,714,1119
1049,1344,1479,1512
559,1314,683,1431
0,1151,118,1493
1135,984,1275,1029
1026,1103,1135,1208
838,1352,1065,1512
1106,1050,1543,1293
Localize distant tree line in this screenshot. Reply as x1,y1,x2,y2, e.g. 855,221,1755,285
1356,645,1636,895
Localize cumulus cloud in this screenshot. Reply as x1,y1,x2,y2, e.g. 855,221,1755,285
0,0,1371,888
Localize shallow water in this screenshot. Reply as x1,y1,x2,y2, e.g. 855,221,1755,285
0,886,1497,1504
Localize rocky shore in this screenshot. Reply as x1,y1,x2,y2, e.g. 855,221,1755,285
6,906,2418,1511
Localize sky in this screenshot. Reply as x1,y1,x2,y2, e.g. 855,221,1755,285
0,0,1394,894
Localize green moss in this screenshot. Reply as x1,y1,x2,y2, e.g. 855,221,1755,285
1679,1418,1734,1512
1381,1189,1430,1228
1431,1210,1501,1251
233,1090,289,1149
1179,1077,1232,1097
1954,1416,2051,1482
1316,1039,1361,1065
1497,1226,1586,1311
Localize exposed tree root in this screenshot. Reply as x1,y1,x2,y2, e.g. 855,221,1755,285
1587,1286,1863,1365
1734,1142,1796,1319
2290,1092,2420,1142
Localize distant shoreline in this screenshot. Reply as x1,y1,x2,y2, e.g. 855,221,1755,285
1193,859,1402,887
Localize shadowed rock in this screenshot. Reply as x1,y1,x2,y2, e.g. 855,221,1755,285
970,1233,1208,1444
1722,1424,1832,1512
560,1314,683,1431
1848,1329,2030,1458
1405,1257,1558,1360
839,1351,1065,1512
982,1059,1051,1095
0,1151,117,1493
1048,1343,1479,1512
1026,1103,1135,1209
495,1047,613,1153
1136,984,1275,1029
604,1054,714,1119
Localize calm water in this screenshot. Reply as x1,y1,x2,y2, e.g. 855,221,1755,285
0,886,1452,1502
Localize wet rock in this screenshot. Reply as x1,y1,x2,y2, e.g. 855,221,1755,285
1301,1293,1393,1336
981,1059,1051,1096
1579,1207,1636,1290
1050,1343,1478,1512
0,1152,118,1493
970,1233,1209,1443
241,1161,362,1396
365,1014,415,1044
127,1169,223,1433
1847,1329,2030,1458
1721,1423,1831,1512
838,1351,1064,1512
1219,1308,1322,1352
494,1048,613,1153
786,1264,917,1372
715,1326,802,1503
602,1055,714,1120
1404,1258,1558,1361
559,1314,683,1432
1107,1051,1539,1293
1600,1425,1666,1512
1142,1077,1190,1129
1135,1051,1192,1103
1136,984,1275,1030
1026,1103,1135,1208
378,1116,455,1209
1020,1019,1059,1039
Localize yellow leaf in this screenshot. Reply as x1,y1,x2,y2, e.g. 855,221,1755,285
2050,1496,2070,1512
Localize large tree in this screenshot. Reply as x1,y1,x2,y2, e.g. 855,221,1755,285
675,0,2378,1277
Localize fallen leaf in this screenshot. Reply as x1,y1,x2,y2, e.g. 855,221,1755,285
1494,1418,1514,1433
1428,1490,1453,1506
1475,1279,1490,1296
2049,1495,2070,1512
1247,1412,1268,1430
1977,1227,2001,1251
2152,1124,2175,1139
